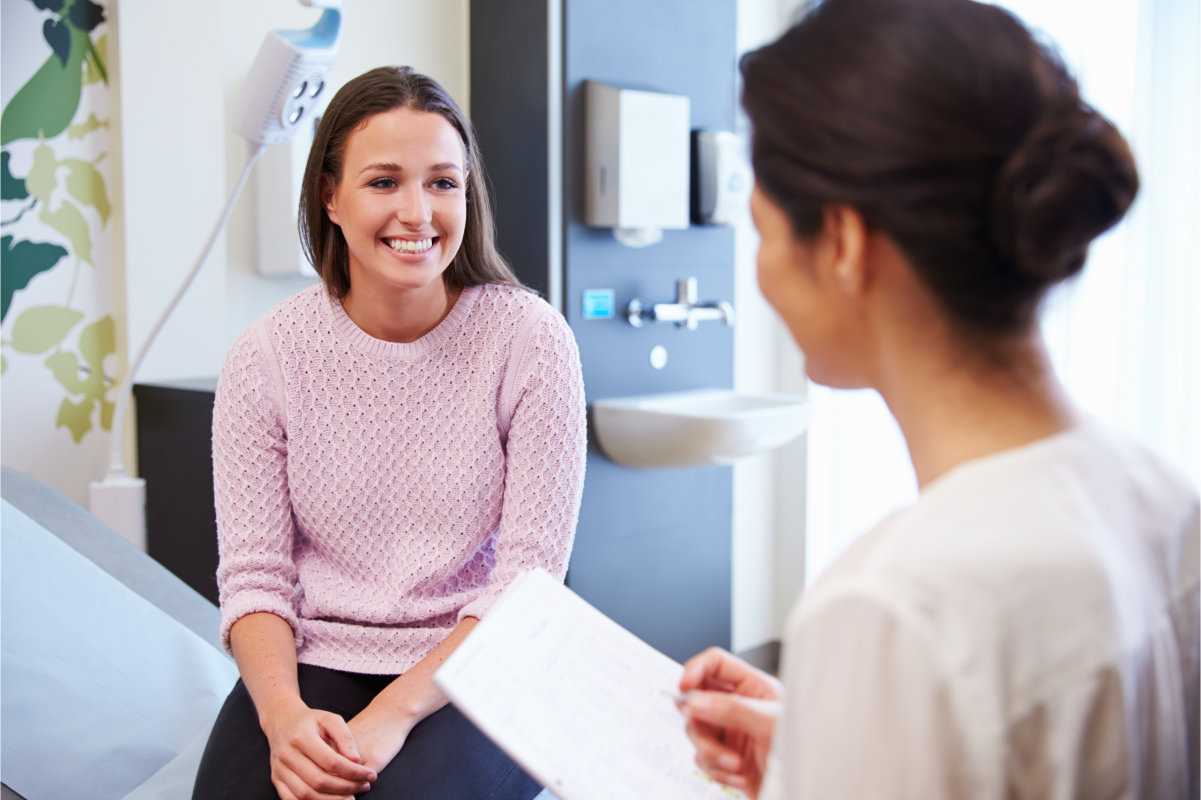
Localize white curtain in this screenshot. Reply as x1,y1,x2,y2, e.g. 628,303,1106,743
803,0,1201,585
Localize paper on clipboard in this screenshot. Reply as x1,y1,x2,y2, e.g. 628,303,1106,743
434,569,744,800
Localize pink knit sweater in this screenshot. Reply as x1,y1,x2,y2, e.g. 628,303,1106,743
212,283,587,674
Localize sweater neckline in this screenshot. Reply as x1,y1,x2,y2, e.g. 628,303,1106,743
323,284,481,360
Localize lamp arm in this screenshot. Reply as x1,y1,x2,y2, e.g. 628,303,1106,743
102,141,265,481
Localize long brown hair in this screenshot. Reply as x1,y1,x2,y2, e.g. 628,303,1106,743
299,66,523,299
741,0,1138,336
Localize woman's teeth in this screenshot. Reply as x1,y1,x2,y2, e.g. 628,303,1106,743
385,237,434,254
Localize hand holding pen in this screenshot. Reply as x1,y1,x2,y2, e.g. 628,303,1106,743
675,647,784,799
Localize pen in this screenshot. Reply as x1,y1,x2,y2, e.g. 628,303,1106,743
665,675,738,704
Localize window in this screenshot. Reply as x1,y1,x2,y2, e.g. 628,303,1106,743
804,0,1200,585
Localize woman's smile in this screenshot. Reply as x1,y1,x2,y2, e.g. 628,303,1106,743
383,236,437,255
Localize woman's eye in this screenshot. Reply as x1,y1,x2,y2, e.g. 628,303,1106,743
369,177,397,189
431,177,460,191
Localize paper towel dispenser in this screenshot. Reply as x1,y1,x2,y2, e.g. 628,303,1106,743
584,81,690,246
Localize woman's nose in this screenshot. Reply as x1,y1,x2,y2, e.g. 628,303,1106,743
394,184,432,226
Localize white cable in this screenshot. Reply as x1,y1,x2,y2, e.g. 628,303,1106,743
101,141,264,481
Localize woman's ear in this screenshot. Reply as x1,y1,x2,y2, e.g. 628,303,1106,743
823,205,869,295
322,175,340,226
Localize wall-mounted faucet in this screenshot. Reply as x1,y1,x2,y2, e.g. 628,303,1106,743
626,278,735,330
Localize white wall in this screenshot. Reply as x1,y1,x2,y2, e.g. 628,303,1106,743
113,0,470,390
730,0,809,653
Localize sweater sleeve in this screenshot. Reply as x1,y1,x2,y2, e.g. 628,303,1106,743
211,322,303,654
458,305,587,621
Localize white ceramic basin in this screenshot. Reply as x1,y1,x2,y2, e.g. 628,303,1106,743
591,388,813,469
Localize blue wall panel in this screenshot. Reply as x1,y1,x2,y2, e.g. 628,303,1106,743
473,0,739,661
564,0,737,661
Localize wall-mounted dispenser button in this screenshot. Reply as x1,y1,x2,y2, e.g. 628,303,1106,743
581,289,616,320
649,345,668,370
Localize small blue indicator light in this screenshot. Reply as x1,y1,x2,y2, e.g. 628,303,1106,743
581,289,616,320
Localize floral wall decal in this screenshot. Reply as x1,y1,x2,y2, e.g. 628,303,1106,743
2,0,115,447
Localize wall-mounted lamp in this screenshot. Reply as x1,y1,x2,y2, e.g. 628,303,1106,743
88,0,343,548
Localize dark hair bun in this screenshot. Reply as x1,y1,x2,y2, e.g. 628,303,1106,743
991,107,1139,286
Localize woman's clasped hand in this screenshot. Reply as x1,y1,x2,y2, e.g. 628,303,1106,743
260,700,376,800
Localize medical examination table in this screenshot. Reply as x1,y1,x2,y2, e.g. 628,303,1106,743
1,467,238,799
0,468,557,800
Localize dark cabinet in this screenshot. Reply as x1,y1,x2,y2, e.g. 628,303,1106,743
134,379,220,604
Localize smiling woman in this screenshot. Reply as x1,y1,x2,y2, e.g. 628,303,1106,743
323,107,468,342
191,66,586,800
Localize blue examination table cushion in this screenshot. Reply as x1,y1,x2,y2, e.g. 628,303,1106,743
1,498,238,799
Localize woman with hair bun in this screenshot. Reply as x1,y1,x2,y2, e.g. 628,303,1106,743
677,1,1199,797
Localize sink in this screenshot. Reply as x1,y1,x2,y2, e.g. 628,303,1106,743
591,388,813,469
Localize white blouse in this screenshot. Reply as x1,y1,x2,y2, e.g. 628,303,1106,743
761,423,1199,799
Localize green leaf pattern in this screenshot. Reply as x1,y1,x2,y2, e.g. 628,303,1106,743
43,314,115,441
45,348,87,392
2,151,29,199
67,113,107,140
82,33,108,86
0,25,88,146
2,236,68,318
2,0,114,442
20,141,110,264
24,141,58,200
38,190,93,263
63,157,109,222
11,305,84,354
